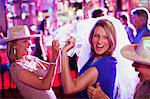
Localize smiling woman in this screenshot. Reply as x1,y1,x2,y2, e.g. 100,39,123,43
12,39,32,58
92,26,110,56
0,25,60,99
89,19,116,57
61,19,117,99
78,16,138,98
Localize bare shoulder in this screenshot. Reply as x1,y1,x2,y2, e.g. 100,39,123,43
84,67,98,85
86,66,98,73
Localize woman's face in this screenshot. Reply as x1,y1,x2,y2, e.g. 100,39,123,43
92,26,110,56
15,38,32,58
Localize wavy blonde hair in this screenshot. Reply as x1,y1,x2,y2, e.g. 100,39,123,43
89,19,116,56
7,40,18,64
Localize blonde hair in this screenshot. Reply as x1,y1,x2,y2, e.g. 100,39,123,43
7,41,17,64
89,19,116,56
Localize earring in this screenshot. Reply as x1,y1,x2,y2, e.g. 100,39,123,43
13,47,16,55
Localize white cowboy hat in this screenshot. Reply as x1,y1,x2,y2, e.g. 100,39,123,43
121,36,150,65
0,25,40,44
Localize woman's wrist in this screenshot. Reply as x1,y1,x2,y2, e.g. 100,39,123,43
50,60,56,65
50,61,56,65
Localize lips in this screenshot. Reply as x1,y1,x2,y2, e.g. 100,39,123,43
95,46,103,51
26,48,30,52
135,68,138,72
96,45,105,51
26,47,32,53
138,73,141,77
96,44,104,48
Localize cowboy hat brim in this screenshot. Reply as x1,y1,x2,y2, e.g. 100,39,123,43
0,34,40,44
120,44,150,65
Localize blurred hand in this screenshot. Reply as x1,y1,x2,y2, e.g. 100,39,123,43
51,40,60,62
87,82,110,99
62,36,76,53
84,0,94,11
83,0,94,19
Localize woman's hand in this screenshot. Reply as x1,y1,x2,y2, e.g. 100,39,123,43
87,82,110,99
83,0,94,19
84,0,94,11
51,40,60,62
62,37,76,53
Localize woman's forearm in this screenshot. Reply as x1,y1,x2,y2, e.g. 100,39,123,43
61,51,76,94
41,60,56,89
41,39,60,89
84,10,89,19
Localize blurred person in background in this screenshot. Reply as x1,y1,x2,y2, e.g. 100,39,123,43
130,7,150,44
83,0,107,19
119,14,135,44
34,19,48,61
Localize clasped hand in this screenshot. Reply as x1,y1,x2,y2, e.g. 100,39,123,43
62,36,76,53
84,0,94,11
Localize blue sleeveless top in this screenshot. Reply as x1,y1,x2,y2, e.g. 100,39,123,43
77,56,117,99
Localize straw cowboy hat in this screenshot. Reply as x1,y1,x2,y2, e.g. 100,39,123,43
121,36,150,65
0,25,40,44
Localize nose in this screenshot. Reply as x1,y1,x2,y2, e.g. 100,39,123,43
27,40,31,46
97,38,102,44
132,62,136,67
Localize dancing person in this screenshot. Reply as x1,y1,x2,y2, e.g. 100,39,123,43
0,25,60,99
79,16,138,98
61,19,117,99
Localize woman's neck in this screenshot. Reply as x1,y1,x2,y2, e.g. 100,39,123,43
95,56,102,60
92,55,102,63
16,54,24,60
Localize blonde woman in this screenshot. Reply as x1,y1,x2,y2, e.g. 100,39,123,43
0,25,60,99
61,19,117,99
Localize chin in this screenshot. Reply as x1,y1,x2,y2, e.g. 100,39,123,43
95,51,106,55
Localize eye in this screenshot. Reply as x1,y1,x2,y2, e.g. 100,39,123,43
23,40,28,42
23,39,31,43
93,34,99,38
103,35,108,39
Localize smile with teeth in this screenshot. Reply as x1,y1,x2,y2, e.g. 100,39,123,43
26,47,31,52
96,44,104,48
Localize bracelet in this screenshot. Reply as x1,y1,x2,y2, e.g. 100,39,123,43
50,61,56,65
